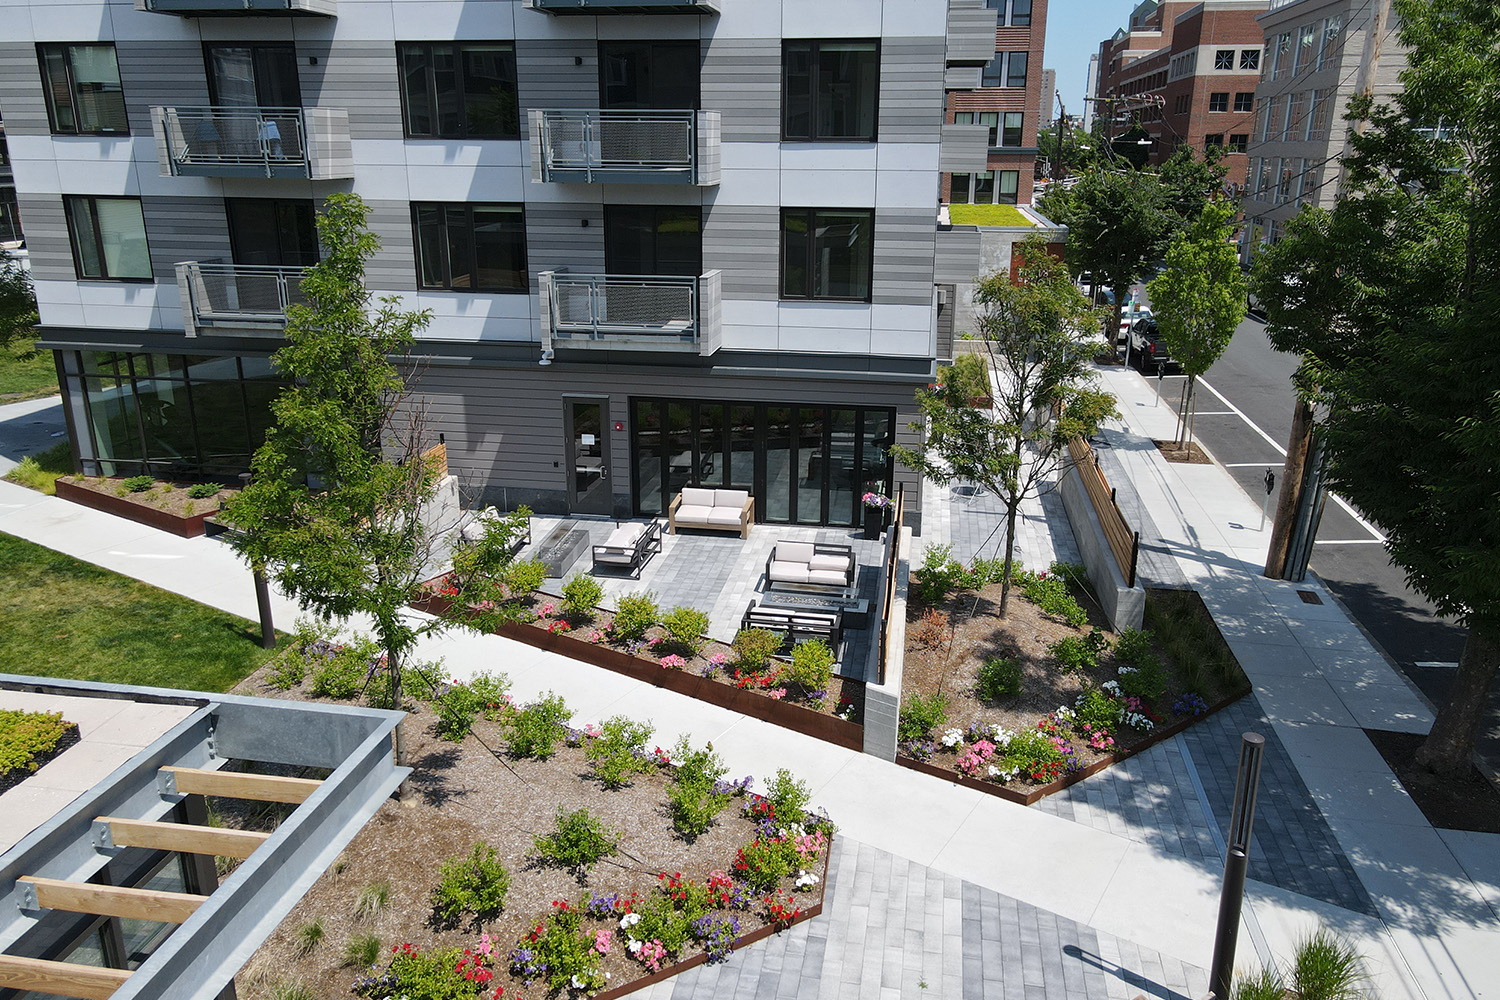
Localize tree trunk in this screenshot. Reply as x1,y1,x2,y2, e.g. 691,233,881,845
1265,399,1313,578
1185,376,1198,452
1176,375,1197,449
1112,288,1127,363
1414,628,1499,775
384,644,407,764
998,503,1019,618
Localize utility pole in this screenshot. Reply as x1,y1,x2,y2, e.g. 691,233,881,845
1054,95,1068,181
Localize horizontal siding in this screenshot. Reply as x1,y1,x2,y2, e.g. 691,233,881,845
873,209,938,306
702,204,778,300
116,40,211,139
700,38,780,143
15,195,74,281
0,42,50,136
299,40,402,142
525,202,605,281
517,39,600,115
141,195,231,281
933,227,982,284
366,199,417,292
879,38,946,145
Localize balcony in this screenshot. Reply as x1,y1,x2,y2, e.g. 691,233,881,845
153,107,352,180
539,270,722,355
135,0,335,15
176,262,307,337
528,0,718,14
529,110,720,186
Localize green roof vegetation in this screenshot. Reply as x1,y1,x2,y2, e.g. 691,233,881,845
947,204,1033,227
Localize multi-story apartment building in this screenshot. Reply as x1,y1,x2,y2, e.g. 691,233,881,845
1093,0,1262,187
0,0,1005,533
1240,0,1406,258
942,0,1047,206
0,116,20,247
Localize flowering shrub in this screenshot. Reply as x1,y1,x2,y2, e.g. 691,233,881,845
703,651,729,677
901,738,937,761
592,929,612,955
503,693,573,760
545,619,571,634
668,737,732,836
732,836,799,891
1121,695,1161,732
835,697,857,722
997,728,1065,784
764,889,801,927
1080,724,1115,752
767,687,787,700
691,913,741,963
353,941,506,1000
861,490,892,510
795,870,821,889
585,715,656,789
510,900,605,994
1074,688,1124,733
634,939,668,973
940,727,965,749
957,738,996,777
1173,692,1210,716
586,891,635,918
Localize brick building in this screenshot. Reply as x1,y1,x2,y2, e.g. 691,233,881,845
942,0,1049,206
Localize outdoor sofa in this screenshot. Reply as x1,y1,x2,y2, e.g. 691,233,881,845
667,487,755,539
591,520,663,578
764,540,855,595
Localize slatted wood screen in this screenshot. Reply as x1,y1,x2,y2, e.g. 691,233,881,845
876,483,906,686
1067,437,1138,587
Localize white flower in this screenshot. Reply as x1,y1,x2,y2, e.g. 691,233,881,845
988,725,1015,747
572,976,587,990
619,912,642,930
1117,665,1138,676
627,938,643,955
940,728,964,748
1101,680,1122,697
795,870,821,888
1053,706,1076,721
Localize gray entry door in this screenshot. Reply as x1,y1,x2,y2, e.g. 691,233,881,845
565,397,612,515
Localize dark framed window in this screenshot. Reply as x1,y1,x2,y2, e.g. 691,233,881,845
1000,112,1023,147
1234,92,1255,113
1209,92,1229,112
981,54,1003,88
204,43,301,108
1214,50,1235,70
954,110,999,147
226,198,319,267
782,40,879,141
1005,51,1028,88
63,196,151,281
604,206,701,276
412,203,527,292
996,170,1019,205
397,42,518,139
780,208,873,302
1228,134,1248,153
1205,134,1224,150
38,44,128,135
599,40,700,110
1240,48,1260,70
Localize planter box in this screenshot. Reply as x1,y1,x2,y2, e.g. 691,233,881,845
413,594,863,752
54,478,215,538
896,684,1250,805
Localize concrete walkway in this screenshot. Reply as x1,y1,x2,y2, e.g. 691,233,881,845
2,389,1497,1000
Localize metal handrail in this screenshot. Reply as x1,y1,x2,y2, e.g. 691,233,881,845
546,272,699,341
181,262,308,326
159,106,309,178
538,110,697,182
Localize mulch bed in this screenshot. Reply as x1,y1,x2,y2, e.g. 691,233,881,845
56,475,230,517
1365,728,1500,834
230,667,832,1000
0,721,81,795
1153,440,1212,464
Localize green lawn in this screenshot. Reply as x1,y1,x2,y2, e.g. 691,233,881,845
947,204,1034,227
0,532,283,691
0,346,58,400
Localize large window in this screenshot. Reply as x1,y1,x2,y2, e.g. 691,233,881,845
1214,50,1235,71
954,110,999,147
63,196,150,281
996,170,1019,205
780,208,873,302
1209,92,1229,113
1000,112,1023,147
413,203,526,292
1319,16,1343,70
1271,33,1292,80
38,44,128,135
604,206,701,276
1240,49,1260,71
398,42,518,139
983,51,1028,89
1234,92,1255,113
783,40,879,141
1294,25,1318,75
985,0,1031,26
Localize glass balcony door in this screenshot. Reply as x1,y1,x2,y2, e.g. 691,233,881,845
226,198,318,267
206,44,301,108
598,41,700,111
604,206,701,277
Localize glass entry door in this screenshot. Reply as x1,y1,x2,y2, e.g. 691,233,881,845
565,398,612,515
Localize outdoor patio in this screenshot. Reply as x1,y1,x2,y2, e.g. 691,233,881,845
511,516,887,679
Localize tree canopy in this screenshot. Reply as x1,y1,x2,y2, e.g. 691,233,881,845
0,255,38,355
1064,168,1175,337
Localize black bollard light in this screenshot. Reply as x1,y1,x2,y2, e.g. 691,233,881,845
1208,732,1265,1000
253,566,276,650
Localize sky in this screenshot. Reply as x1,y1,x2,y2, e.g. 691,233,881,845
1044,0,1142,118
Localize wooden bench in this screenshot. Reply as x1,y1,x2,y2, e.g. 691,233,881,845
741,600,843,653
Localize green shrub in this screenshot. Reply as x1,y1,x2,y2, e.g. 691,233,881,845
668,736,731,837
732,628,785,670
503,558,547,597
975,656,1023,701
1049,628,1110,674
186,482,221,500
1113,628,1158,668
462,670,510,720
1017,569,1088,627
1232,967,1286,1000
1118,658,1169,702
560,573,604,619
964,557,1006,587
897,691,948,743
433,683,485,741
1000,729,1065,782
122,475,155,493
945,352,991,399
611,592,660,642
355,947,468,1000
632,891,693,954
733,836,800,892
294,919,324,956
308,646,372,700
342,933,382,968
353,880,390,919
784,639,834,695
0,710,72,777
533,808,620,876
586,715,655,789
763,768,811,822
913,544,965,605
1289,928,1367,1000
527,904,605,994
660,605,711,654
430,842,511,926
503,693,571,759
1074,689,1123,732
265,653,307,691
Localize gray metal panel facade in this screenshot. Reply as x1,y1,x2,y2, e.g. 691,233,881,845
878,37,946,144
933,226,982,283
946,2,1002,65
516,39,600,115
115,40,211,139
939,123,992,172
0,42,50,136
701,203,778,300
365,199,417,292
298,40,403,142
14,195,73,281
525,202,606,282
141,195,232,282
700,37,780,143
873,209,939,306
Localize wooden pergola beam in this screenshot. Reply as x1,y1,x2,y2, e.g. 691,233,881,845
0,954,130,1000
161,766,323,805
18,876,207,925
99,817,270,860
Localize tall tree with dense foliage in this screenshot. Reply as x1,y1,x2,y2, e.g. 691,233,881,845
0,255,38,354
1249,0,1500,774
893,237,1117,617
1147,199,1246,449
1064,168,1174,342
1157,145,1229,224
224,194,530,750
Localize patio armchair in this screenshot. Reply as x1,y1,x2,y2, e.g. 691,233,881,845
591,520,663,578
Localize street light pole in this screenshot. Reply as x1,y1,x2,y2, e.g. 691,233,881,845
1208,732,1266,1000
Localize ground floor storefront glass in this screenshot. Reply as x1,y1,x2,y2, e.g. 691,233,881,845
58,350,282,478
630,398,893,526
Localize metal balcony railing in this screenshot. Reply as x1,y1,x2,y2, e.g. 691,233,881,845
157,107,306,177
533,110,719,185
137,0,336,16
529,0,719,15
177,262,308,336
545,272,700,344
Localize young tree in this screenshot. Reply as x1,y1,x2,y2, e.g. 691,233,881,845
1147,199,1247,449
893,237,1117,617
1064,168,1174,344
1157,144,1229,224
0,255,39,354
1250,0,1500,774
224,194,531,754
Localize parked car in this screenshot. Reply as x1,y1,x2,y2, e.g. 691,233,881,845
1128,317,1182,375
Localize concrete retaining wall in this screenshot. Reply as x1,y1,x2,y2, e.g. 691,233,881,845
1057,465,1144,631
862,526,912,761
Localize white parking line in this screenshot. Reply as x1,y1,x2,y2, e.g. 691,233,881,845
1224,462,1280,468
1313,539,1387,546
1195,376,1387,543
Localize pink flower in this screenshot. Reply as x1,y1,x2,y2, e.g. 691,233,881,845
540,603,555,618
659,654,687,670
709,652,728,667
768,687,787,700
593,930,613,955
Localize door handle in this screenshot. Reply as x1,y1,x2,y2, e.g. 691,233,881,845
600,471,607,481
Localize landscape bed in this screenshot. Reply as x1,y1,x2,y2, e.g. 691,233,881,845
0,708,80,794
54,476,232,537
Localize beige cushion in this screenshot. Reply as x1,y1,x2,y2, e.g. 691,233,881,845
768,562,810,584
706,508,745,526
680,487,716,507
808,569,850,586
675,504,714,523
460,521,487,544
775,541,816,564
603,525,640,548
808,554,849,573
714,489,749,509
595,550,633,564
